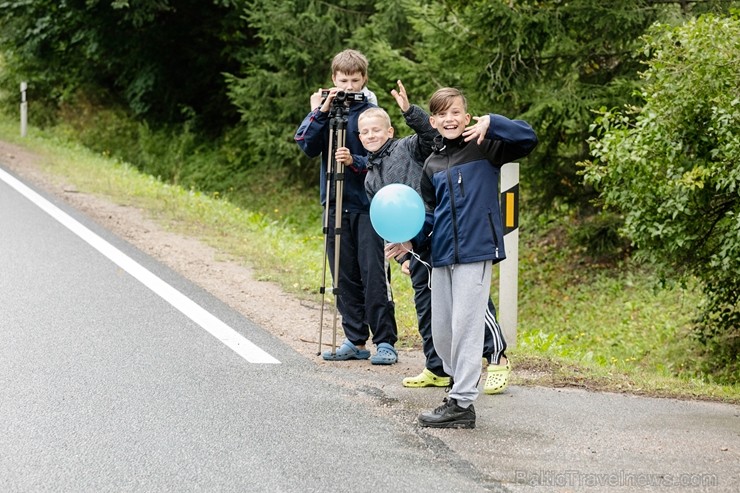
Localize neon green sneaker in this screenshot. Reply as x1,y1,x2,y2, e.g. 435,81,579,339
484,359,511,394
403,368,451,388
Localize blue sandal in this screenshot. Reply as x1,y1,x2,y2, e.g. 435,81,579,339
370,343,398,365
322,340,371,361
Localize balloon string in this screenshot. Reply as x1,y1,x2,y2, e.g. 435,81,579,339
400,244,433,290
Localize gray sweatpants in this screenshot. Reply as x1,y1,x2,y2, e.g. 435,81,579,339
430,260,492,407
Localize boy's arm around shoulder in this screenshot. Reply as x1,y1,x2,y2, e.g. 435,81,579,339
484,114,538,164
294,108,329,158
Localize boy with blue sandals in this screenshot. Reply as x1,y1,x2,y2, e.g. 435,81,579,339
295,49,399,365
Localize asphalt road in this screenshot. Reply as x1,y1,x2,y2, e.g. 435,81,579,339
1,164,739,492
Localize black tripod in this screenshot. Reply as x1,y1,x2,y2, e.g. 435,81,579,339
317,102,349,356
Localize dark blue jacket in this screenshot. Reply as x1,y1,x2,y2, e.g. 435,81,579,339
294,99,375,213
417,114,537,267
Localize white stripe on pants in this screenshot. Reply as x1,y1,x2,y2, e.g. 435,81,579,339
431,260,492,406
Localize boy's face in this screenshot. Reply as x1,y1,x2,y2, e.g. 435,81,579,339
358,115,394,152
332,71,366,92
429,97,471,140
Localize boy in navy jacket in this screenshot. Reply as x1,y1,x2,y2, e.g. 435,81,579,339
408,87,536,428
362,82,509,392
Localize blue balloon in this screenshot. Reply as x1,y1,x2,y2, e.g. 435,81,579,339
370,184,425,243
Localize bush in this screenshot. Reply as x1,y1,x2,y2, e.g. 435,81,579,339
581,15,740,383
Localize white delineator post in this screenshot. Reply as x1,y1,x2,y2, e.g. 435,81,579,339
499,162,519,347
20,82,28,137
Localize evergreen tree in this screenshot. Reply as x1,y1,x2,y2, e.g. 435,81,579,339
224,0,374,178
350,0,736,208
0,0,247,132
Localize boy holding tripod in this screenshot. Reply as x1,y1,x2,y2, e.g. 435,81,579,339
294,49,399,365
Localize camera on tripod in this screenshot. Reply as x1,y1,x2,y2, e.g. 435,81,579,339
321,90,365,107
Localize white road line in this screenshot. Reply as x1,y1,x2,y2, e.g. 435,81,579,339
0,168,280,364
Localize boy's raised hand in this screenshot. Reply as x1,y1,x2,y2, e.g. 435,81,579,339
463,114,491,145
391,80,410,113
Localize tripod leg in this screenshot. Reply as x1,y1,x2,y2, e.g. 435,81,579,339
317,125,336,355
330,125,347,355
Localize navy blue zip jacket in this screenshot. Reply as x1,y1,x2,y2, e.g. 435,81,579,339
417,114,537,267
294,98,375,213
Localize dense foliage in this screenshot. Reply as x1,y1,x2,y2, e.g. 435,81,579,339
2,1,735,197
581,15,740,381
0,0,247,131
229,0,723,205
224,0,375,182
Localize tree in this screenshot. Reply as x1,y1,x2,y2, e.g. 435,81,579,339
351,0,682,207
349,1,740,210
226,0,701,196
581,15,740,381
0,0,246,132
3,0,738,206
224,0,375,178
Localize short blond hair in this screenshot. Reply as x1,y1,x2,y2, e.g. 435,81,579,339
429,87,467,115
331,49,369,77
358,107,391,129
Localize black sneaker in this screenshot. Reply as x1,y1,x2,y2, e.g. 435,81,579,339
417,398,476,429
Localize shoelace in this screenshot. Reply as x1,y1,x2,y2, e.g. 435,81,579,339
433,397,454,414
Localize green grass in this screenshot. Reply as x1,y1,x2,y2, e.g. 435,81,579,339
1,115,737,403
